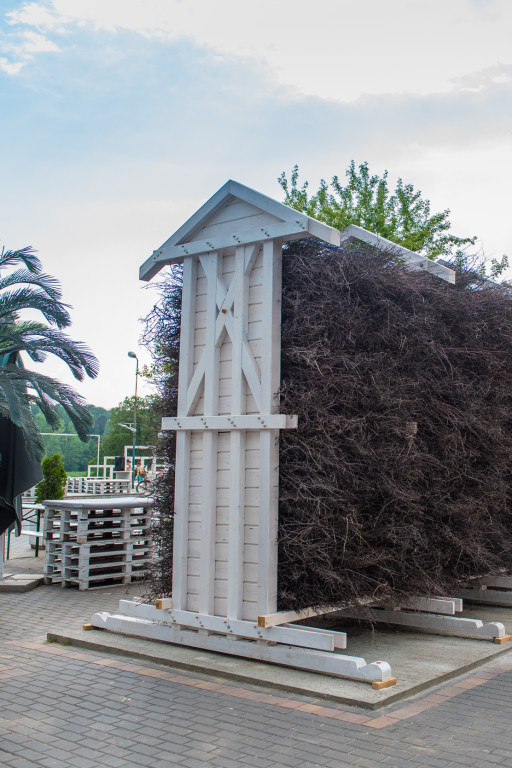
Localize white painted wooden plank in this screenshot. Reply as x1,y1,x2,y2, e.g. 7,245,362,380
243,543,259,563
194,309,207,329
246,283,264,303
196,212,283,240
241,582,258,603
244,243,261,276
226,244,247,621
117,600,338,651
214,561,259,581
220,342,233,362
172,255,197,610
282,623,347,650
201,199,266,226
481,575,512,589
92,611,392,682
339,607,506,640
213,578,228,598
247,320,263,341
147,220,307,265
187,594,199,611
162,415,297,431
257,239,282,617
241,337,262,411
217,396,231,414
199,251,220,616
185,356,205,415
244,525,259,545
339,224,455,284
460,588,512,607
397,597,459,615
195,293,207,312
217,469,231,489
258,606,338,628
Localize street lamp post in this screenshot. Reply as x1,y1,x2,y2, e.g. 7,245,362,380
128,351,139,487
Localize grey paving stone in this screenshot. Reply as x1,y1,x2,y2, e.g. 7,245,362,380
2,757,47,768
5,577,512,768
66,757,104,768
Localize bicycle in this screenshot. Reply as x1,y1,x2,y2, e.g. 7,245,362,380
135,476,155,495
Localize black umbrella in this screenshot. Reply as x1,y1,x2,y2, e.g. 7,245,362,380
0,349,43,536
0,414,42,536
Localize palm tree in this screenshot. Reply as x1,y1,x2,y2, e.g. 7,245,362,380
0,245,99,461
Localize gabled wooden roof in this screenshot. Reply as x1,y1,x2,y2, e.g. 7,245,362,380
140,180,455,284
140,180,340,281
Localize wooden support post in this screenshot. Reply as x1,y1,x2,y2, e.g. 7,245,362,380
227,245,247,621
172,255,196,611
257,239,281,616
198,252,220,616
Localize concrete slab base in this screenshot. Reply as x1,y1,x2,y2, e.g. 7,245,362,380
49,603,512,710
0,572,45,593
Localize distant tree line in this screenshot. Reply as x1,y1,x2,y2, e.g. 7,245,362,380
34,395,161,474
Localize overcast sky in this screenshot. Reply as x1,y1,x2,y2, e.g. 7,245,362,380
1,0,511,409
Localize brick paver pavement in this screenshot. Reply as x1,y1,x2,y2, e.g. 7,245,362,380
2,541,512,767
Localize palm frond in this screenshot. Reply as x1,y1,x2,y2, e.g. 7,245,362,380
0,368,25,426
0,365,93,444
0,246,42,274
0,325,99,380
0,269,63,303
0,287,71,328
0,372,45,461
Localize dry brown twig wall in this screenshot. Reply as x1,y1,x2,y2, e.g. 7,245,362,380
278,239,512,610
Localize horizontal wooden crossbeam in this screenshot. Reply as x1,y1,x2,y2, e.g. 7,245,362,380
162,414,298,431
117,600,344,651
147,220,309,265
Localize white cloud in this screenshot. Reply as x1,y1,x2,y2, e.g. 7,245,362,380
3,0,512,101
1,5,61,72
22,29,60,53
0,56,24,74
6,1,64,30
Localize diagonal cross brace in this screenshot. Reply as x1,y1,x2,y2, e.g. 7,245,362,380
186,250,263,415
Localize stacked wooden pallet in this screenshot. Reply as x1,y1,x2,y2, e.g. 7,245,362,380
44,497,153,589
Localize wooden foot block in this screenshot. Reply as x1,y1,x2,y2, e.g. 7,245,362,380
493,635,512,644
155,598,173,610
82,623,101,631
372,677,397,690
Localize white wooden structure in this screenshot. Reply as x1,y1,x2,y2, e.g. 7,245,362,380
92,181,509,684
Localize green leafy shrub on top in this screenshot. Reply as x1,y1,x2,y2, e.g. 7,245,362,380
35,453,67,503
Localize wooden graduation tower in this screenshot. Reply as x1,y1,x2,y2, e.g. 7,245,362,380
92,181,508,685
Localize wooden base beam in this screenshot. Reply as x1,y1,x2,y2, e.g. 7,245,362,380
91,610,392,684
338,607,506,641
461,587,512,608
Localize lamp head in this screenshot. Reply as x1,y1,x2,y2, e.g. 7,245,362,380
128,351,138,359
